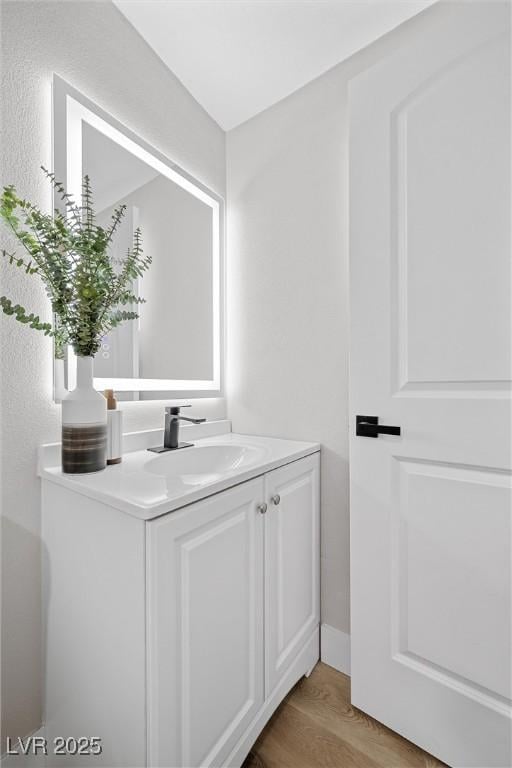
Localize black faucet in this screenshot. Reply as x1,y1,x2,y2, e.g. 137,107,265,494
148,405,206,453
165,405,207,449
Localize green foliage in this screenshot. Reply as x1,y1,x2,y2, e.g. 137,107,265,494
0,168,152,358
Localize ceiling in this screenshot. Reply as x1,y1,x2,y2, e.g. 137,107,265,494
114,0,436,131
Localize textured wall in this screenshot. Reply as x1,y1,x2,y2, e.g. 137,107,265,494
0,0,225,748
226,2,446,637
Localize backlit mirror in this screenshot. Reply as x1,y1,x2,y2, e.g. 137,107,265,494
53,76,223,400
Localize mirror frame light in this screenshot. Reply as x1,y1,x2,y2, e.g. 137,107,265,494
52,75,224,399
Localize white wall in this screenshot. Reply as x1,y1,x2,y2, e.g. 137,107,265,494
0,0,225,748
226,67,351,635
226,1,446,637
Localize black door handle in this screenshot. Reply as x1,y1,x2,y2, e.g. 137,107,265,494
356,415,401,438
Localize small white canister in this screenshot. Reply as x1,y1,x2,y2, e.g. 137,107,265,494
104,389,123,465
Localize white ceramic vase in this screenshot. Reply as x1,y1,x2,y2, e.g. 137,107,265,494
61,356,107,474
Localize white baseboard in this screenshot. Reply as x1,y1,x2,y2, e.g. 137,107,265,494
320,623,351,675
1,727,46,768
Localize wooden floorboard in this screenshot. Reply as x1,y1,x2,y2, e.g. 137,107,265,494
242,663,446,768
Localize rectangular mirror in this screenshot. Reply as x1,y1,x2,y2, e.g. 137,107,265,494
53,75,223,400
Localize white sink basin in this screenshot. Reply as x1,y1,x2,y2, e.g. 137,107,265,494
39,431,320,519
145,443,266,486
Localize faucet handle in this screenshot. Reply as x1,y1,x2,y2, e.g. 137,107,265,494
165,405,191,415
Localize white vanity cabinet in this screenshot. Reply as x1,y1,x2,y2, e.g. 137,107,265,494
147,477,265,768
41,440,319,768
264,457,320,698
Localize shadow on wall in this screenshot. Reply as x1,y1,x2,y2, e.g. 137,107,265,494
317,446,351,630
1,517,43,752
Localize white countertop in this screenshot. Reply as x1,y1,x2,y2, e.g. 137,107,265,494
39,430,320,520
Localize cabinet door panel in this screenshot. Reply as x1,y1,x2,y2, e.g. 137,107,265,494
147,478,265,768
264,454,320,696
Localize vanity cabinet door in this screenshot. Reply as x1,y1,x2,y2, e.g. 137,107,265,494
147,478,265,768
264,454,320,697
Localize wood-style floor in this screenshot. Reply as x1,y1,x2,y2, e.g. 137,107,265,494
242,663,446,768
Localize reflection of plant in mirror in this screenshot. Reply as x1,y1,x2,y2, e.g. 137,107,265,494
0,167,152,359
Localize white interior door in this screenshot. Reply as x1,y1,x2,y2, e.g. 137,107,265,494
264,454,320,696
349,3,511,767
147,479,265,768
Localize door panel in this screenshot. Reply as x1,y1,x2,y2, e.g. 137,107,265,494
349,2,511,766
265,454,320,696
394,40,510,387
394,459,510,700
147,479,265,768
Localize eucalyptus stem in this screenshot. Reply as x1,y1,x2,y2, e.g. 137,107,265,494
0,168,152,358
